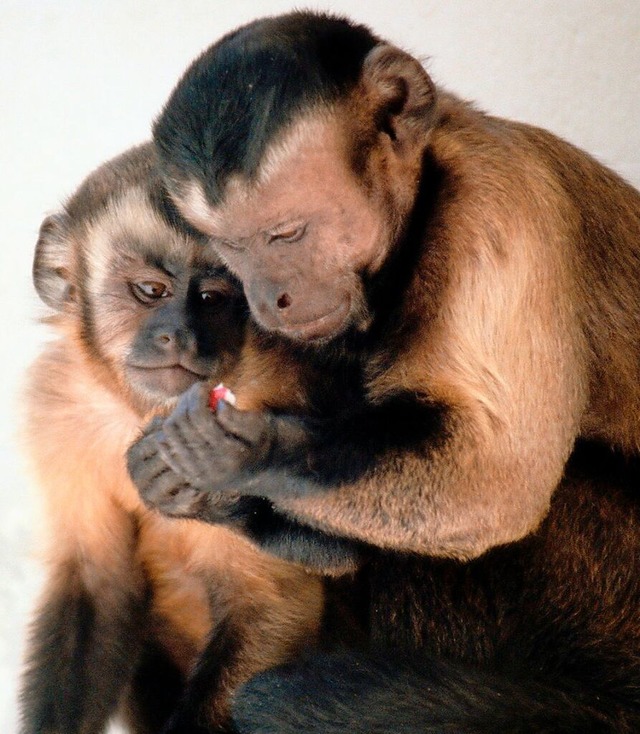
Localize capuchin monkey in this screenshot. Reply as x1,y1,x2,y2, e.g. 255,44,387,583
125,10,640,732
134,13,640,559
129,9,640,561
19,143,332,734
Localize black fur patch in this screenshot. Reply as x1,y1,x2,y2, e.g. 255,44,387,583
162,614,245,733
154,12,379,203
231,649,618,733
121,642,185,734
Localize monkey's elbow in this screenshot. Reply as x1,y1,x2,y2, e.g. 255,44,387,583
412,471,554,560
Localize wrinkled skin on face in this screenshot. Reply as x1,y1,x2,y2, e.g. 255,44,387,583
174,112,404,345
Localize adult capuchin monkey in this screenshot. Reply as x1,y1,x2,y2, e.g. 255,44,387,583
19,143,338,734
126,10,640,733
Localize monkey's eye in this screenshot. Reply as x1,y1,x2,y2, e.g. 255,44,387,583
199,288,227,307
269,224,306,244
215,238,244,252
131,281,171,303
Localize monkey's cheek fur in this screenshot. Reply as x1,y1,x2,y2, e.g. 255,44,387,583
126,364,205,399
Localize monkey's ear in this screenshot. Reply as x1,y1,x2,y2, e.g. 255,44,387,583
361,44,437,145
33,212,76,311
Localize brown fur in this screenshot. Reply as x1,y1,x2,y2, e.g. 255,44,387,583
160,42,640,560
119,13,640,730
20,144,324,734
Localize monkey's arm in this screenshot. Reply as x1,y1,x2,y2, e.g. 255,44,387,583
128,416,366,576
19,340,161,733
128,360,574,561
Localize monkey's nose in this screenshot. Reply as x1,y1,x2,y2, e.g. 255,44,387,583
154,331,173,348
277,293,292,309
154,328,196,353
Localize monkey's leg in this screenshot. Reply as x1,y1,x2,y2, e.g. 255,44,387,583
162,580,323,734
158,615,241,734
19,511,148,734
230,649,632,734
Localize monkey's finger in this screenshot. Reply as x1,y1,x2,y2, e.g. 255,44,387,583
140,465,199,515
216,402,273,449
126,430,200,511
156,436,221,490
160,411,222,474
159,484,209,518
130,430,165,461
159,433,248,491
140,415,165,438
163,382,226,443
174,381,213,425
140,468,205,517
126,433,169,487
165,382,262,449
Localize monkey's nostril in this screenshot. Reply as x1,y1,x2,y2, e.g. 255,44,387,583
157,334,172,345
277,293,292,309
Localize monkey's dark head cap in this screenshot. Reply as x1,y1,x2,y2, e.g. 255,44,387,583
153,11,379,204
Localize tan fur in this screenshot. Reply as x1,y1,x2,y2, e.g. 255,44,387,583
22,314,324,673
173,180,221,241
274,91,638,557
255,109,336,188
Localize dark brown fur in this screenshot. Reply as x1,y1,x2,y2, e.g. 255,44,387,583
230,444,640,733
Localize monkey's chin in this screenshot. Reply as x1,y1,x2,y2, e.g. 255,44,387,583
127,365,205,400
277,298,352,344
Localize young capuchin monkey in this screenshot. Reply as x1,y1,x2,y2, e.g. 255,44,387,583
19,143,339,734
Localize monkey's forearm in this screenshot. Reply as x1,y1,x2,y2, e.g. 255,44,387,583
218,400,561,560
233,433,556,560
134,452,365,574
225,497,366,575
129,386,564,560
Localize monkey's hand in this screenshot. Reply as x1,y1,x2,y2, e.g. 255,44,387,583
127,421,215,519
127,382,309,506
126,406,239,522
156,382,309,491
127,395,364,575
128,427,263,529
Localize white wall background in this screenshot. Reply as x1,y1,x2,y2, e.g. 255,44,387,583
1,0,639,730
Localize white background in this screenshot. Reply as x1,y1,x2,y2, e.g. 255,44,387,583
1,1,639,730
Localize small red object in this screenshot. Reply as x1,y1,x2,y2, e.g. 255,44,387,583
209,383,237,411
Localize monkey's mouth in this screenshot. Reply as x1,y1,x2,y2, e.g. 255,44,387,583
278,298,352,343
127,364,211,398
